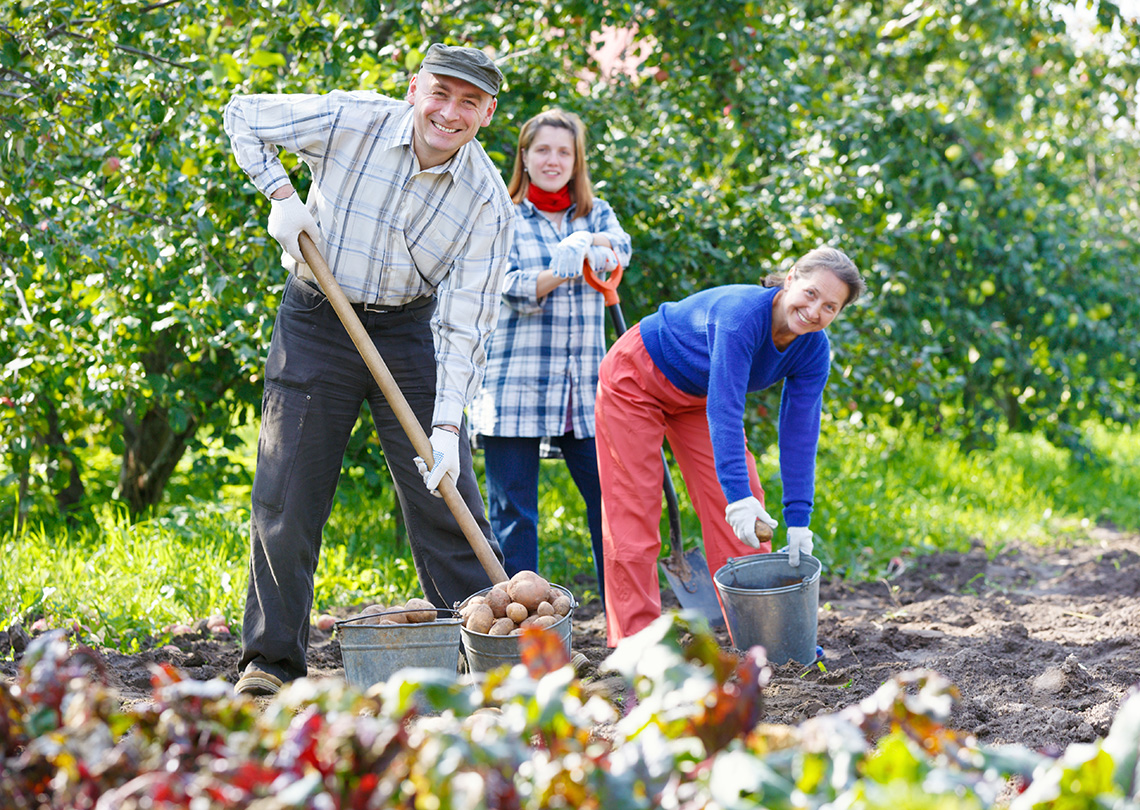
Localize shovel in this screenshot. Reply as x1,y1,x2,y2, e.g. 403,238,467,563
297,233,508,586
583,260,771,626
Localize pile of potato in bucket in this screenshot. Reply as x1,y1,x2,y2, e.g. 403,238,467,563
354,598,440,625
459,570,573,636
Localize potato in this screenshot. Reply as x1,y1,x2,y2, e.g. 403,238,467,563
508,578,546,612
464,603,495,635
488,617,516,636
505,602,528,624
535,601,555,618
484,588,511,619
519,614,540,629
403,598,437,624
531,615,558,630
551,595,572,617
382,608,409,624
362,603,385,615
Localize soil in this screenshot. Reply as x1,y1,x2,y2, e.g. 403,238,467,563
4,527,1139,753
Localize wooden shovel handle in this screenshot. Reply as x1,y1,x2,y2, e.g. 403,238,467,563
297,233,508,585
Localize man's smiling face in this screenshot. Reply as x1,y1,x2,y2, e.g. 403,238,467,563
406,71,496,169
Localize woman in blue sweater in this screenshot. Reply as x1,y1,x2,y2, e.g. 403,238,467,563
595,246,864,645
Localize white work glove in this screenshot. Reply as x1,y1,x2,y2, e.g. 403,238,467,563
267,192,321,264
784,526,814,567
413,428,460,498
724,496,779,549
587,245,620,273
549,231,593,279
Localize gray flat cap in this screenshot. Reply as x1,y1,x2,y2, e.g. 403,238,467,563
419,43,504,97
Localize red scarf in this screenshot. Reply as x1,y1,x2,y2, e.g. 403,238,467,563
527,183,572,212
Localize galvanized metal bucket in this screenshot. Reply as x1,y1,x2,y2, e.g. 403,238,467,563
336,608,462,689
457,584,576,674
712,552,821,665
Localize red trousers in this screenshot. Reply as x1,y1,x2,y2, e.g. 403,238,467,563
596,324,770,646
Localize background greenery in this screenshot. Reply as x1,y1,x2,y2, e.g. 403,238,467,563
2,1,1139,644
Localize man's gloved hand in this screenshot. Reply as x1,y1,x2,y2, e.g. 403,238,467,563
724,496,779,548
587,244,620,273
267,192,321,263
784,526,814,567
413,427,460,497
550,231,593,279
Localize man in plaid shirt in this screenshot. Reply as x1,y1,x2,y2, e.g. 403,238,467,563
223,44,514,696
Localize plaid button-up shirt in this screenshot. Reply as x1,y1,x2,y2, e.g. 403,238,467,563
224,90,515,427
470,198,632,438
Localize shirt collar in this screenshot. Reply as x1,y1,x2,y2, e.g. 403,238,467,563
382,104,470,176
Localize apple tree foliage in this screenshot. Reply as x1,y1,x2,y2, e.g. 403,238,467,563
1,0,1138,524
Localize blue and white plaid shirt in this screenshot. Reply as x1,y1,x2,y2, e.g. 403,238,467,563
224,90,515,427
470,198,632,438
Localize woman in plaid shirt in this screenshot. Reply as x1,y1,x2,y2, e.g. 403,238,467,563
471,109,632,605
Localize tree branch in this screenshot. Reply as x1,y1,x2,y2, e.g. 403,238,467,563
113,42,190,70
0,67,44,89
61,177,173,226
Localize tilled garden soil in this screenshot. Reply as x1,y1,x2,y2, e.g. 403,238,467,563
4,528,1138,752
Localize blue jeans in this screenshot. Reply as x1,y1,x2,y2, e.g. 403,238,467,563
482,433,605,604
241,275,501,682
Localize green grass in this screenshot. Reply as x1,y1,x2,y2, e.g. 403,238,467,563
784,417,1140,579
2,417,1138,653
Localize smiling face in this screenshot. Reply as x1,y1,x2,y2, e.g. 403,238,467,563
776,267,850,339
523,125,576,193
406,71,496,169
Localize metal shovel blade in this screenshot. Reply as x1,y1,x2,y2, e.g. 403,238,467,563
658,452,725,627
660,545,725,627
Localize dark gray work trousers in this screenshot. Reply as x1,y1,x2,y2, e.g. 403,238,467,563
239,275,500,682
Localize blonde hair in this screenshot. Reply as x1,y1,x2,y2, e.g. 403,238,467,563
506,109,595,218
762,246,866,308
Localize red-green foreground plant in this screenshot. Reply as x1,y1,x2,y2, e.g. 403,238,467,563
2,618,1138,809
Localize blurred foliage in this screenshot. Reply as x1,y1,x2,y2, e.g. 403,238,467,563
2,0,1138,529
4,620,1140,808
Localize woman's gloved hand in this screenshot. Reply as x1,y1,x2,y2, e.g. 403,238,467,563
784,526,814,567
550,231,593,278
587,245,620,273
724,496,779,548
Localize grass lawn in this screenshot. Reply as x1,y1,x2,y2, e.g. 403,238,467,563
2,416,1137,652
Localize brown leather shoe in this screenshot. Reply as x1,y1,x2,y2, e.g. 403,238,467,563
235,669,283,697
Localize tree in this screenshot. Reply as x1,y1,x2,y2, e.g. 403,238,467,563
2,0,1137,526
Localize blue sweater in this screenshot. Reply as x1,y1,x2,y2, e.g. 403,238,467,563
639,284,831,528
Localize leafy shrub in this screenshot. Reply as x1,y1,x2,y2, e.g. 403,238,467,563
3,616,1139,809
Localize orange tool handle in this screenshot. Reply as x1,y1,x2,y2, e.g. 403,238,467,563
581,256,624,306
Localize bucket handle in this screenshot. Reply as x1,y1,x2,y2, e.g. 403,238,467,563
336,606,461,627
455,587,580,612
723,556,813,590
